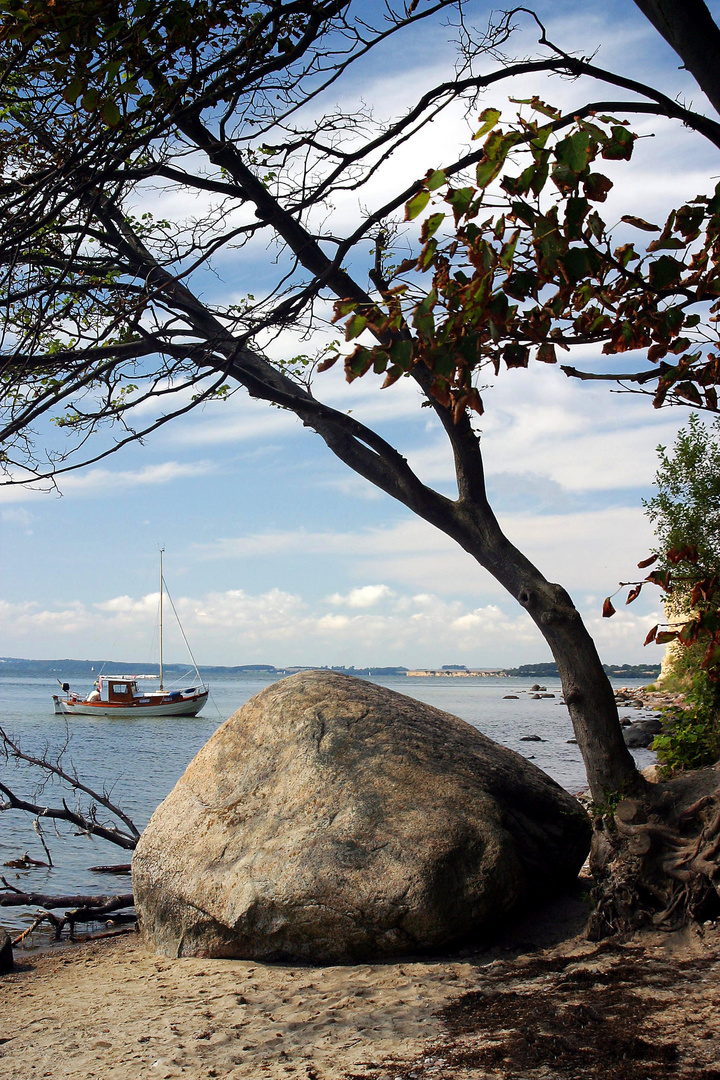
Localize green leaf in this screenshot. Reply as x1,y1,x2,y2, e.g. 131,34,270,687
426,169,446,191
476,131,521,188
602,125,635,161
388,339,414,371
346,346,374,380
554,130,592,174
418,237,437,270
675,381,703,405
501,165,536,197
561,247,591,282
472,107,501,140
551,164,579,194
499,230,519,271
504,270,538,300
476,157,503,189
405,189,430,221
422,212,445,241
583,173,613,203
80,87,100,112
62,77,84,106
333,299,357,321
564,197,589,241
345,313,368,340
101,99,121,127
648,255,683,291
445,186,475,221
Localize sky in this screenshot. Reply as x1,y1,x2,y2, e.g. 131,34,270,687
1,0,718,670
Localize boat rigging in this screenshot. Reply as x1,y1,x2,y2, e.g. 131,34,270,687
52,550,209,718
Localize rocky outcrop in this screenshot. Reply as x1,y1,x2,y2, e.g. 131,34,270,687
132,671,591,963
0,929,13,975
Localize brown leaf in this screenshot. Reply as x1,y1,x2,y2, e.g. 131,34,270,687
626,584,642,604
644,624,658,646
637,553,659,569
602,597,616,618
620,215,660,232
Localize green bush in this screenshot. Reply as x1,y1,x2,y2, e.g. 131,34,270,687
653,671,720,775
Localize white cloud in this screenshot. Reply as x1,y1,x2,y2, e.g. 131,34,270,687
0,460,214,504
192,505,654,600
326,584,394,608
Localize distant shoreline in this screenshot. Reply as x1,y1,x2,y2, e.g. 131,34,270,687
0,657,661,680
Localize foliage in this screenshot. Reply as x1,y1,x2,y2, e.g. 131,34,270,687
2,0,720,800
644,413,720,584
652,671,720,775
332,104,720,417
607,416,720,771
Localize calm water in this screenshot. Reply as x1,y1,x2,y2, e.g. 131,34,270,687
0,672,655,932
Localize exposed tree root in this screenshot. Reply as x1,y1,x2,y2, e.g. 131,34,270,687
588,763,720,939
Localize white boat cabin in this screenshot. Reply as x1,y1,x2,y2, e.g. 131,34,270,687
93,675,169,703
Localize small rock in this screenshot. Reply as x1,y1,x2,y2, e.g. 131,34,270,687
623,723,658,749
531,684,540,691
0,929,13,975
540,693,555,698
503,695,519,700
567,739,577,745
620,717,632,726
520,735,546,742
531,693,542,699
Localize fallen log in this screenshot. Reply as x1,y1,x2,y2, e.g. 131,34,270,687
0,886,134,911
87,864,132,874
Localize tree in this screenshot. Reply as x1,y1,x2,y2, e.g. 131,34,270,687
645,413,720,583
641,416,720,773
1,0,720,817
609,413,720,688
4,0,720,935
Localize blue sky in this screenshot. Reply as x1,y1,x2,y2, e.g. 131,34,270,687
1,0,717,668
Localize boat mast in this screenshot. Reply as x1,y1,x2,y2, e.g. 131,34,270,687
159,546,164,690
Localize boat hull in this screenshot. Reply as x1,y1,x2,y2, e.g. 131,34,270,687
52,691,209,718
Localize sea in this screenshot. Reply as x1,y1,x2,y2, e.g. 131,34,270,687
0,672,657,934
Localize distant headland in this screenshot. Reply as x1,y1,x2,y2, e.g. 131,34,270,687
0,657,661,680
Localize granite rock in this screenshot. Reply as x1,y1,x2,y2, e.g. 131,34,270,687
133,671,591,962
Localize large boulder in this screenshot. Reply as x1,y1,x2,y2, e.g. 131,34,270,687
132,671,591,962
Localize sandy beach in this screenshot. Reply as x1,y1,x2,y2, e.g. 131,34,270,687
2,887,720,1080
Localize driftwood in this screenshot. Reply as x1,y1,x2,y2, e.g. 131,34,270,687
3,853,48,869
88,864,132,874
0,723,139,852
0,883,134,911
1,877,136,942
588,764,720,938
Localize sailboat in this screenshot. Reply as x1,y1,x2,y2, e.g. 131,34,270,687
52,551,209,718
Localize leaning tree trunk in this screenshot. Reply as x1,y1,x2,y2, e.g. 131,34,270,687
449,501,641,803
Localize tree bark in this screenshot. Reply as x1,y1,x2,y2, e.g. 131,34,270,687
633,1,720,117
448,504,640,802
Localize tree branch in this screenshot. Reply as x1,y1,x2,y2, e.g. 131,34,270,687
633,0,720,118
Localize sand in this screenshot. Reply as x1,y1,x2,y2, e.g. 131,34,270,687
2,891,719,1080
